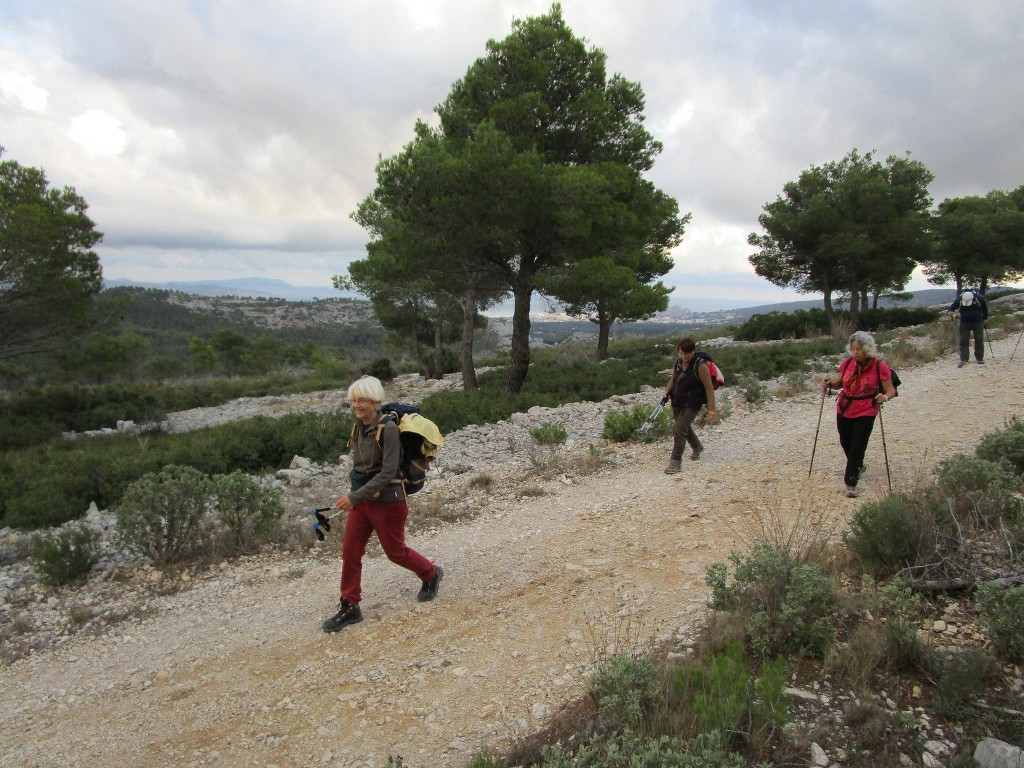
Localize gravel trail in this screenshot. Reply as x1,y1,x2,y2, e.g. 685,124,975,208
2,338,1022,768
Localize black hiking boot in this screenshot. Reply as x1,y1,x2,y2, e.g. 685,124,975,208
322,600,362,633
417,565,444,602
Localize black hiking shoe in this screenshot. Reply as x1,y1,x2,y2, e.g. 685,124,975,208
322,600,362,633
417,565,444,602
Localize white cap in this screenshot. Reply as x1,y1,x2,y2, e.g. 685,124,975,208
961,291,974,306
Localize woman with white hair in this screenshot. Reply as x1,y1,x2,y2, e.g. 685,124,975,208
322,375,443,633
821,331,896,498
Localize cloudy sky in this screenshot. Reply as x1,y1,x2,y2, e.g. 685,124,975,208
2,1,1023,310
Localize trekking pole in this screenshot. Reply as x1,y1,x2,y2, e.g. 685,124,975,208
308,506,343,541
951,316,960,358
808,386,827,479
877,407,892,494
985,326,995,360
637,402,665,435
1012,326,1024,361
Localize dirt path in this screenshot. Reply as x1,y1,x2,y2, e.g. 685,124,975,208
2,340,1023,768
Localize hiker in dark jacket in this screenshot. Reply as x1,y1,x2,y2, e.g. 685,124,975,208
660,338,717,474
946,290,989,366
321,375,443,633
821,331,896,498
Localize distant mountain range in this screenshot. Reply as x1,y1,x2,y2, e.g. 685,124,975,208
105,277,351,303
104,276,971,319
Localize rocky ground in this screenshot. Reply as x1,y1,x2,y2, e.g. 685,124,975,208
2,336,1023,768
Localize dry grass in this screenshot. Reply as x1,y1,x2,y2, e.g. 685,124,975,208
736,483,846,570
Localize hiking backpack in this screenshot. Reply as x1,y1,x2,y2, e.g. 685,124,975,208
372,402,444,495
674,352,725,390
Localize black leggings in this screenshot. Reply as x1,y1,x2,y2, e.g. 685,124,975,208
836,414,876,487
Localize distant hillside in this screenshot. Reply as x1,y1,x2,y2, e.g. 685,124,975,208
105,277,351,302
100,287,383,359
100,282,1006,356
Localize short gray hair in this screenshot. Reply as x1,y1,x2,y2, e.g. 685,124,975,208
347,375,387,404
848,330,878,357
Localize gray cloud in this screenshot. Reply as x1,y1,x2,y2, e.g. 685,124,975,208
2,0,1022,306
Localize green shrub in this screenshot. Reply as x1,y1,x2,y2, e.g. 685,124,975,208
114,465,215,567
539,730,747,768
1,410,352,530
975,416,1024,475
673,643,790,749
935,454,1022,523
731,373,769,408
30,521,100,587
975,582,1024,663
211,472,284,556
603,403,673,443
706,544,836,659
882,619,926,673
844,493,922,577
588,653,662,733
530,422,568,446
362,356,395,382
933,649,998,719
865,579,929,624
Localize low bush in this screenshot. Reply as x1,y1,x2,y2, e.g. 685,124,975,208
975,416,1024,475
114,465,215,567
843,493,923,578
211,472,284,556
536,730,748,768
731,373,769,408
933,649,999,719
975,582,1024,663
603,405,669,443
588,653,662,734
672,642,790,750
0,410,351,530
935,454,1022,524
30,521,101,587
530,423,568,446
362,356,395,382
705,544,836,659
735,307,937,342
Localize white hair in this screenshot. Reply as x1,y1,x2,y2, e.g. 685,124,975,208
347,375,387,404
848,330,878,357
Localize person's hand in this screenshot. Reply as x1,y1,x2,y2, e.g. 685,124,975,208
875,393,889,404
335,495,353,512
660,393,669,406
821,378,831,391
707,409,717,422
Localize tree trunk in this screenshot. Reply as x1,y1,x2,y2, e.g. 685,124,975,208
431,322,444,380
503,278,533,394
848,283,860,327
460,281,478,391
407,304,431,378
596,310,611,362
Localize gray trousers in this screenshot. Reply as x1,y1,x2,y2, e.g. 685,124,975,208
671,405,703,460
959,319,984,362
